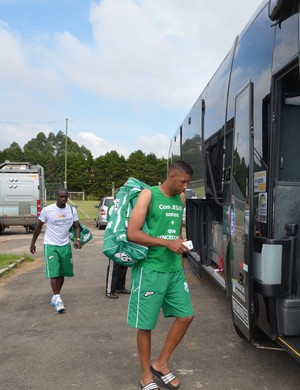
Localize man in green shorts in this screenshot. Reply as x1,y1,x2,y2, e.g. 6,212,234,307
30,187,82,313
127,160,194,390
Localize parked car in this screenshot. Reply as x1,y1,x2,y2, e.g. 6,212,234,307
95,196,114,229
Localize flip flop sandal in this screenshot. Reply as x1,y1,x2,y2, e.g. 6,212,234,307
150,365,180,389
140,382,160,390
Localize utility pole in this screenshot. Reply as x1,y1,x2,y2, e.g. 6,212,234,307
64,118,68,189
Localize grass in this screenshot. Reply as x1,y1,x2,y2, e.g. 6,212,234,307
45,199,98,225
0,254,34,269
68,200,98,224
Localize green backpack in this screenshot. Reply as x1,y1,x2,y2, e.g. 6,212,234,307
103,177,150,267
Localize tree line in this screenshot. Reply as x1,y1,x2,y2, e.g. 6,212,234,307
0,131,168,199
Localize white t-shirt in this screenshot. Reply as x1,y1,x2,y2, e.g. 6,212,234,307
39,203,79,246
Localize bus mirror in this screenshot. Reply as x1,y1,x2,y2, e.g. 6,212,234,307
269,0,299,22
269,0,285,21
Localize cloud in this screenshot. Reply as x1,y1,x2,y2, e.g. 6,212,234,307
137,133,170,158
78,131,130,158
77,131,169,159
47,0,263,109
0,0,263,159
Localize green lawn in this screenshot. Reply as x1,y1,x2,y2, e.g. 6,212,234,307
0,254,33,269
45,199,99,223
67,200,98,225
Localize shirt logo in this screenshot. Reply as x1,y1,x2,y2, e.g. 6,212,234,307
144,291,155,297
115,252,137,264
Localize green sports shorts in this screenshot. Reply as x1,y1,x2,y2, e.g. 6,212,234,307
127,266,194,330
44,243,74,278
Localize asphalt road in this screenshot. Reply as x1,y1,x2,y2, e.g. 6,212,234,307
1,225,300,390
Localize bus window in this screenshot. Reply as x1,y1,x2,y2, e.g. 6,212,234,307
169,127,181,164
181,97,204,198
232,83,252,271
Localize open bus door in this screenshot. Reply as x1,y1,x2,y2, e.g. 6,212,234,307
229,81,255,341
264,63,300,361
230,64,300,360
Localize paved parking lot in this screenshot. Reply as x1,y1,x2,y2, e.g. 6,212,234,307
1,226,300,390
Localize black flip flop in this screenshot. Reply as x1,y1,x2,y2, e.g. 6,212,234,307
150,365,180,389
140,381,160,390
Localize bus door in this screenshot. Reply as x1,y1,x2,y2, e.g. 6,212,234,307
270,64,300,360
229,81,254,341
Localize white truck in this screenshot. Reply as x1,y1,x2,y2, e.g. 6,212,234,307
0,161,45,233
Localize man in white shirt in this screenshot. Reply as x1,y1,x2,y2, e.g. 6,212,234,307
30,187,82,313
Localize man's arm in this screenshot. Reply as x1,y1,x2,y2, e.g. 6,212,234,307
179,192,186,266
127,189,187,255
179,192,186,240
73,220,82,249
30,219,44,254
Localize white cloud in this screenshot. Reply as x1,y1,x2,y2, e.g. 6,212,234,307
0,0,263,159
78,131,130,158
137,133,170,158
78,131,169,159
55,0,262,109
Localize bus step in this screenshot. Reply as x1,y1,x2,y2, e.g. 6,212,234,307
278,336,300,362
203,264,226,290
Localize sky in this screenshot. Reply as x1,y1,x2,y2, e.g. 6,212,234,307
0,0,264,159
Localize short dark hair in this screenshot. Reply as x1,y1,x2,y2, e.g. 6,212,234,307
169,160,193,177
56,187,68,196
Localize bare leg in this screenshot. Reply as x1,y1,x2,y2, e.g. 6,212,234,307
152,316,194,387
50,276,65,295
137,329,154,386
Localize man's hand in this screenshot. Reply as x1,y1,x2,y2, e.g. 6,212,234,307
166,239,188,255
30,244,36,254
73,239,82,249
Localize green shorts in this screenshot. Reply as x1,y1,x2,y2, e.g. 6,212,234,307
44,243,74,278
127,266,194,330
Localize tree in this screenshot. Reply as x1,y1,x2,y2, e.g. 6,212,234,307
1,142,24,162
0,132,169,199
127,150,148,180
24,132,58,181
93,151,127,198
127,151,167,185
146,153,167,185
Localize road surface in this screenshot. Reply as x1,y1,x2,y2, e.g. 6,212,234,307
0,225,300,389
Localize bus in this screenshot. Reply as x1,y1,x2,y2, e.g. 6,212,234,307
168,0,300,361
